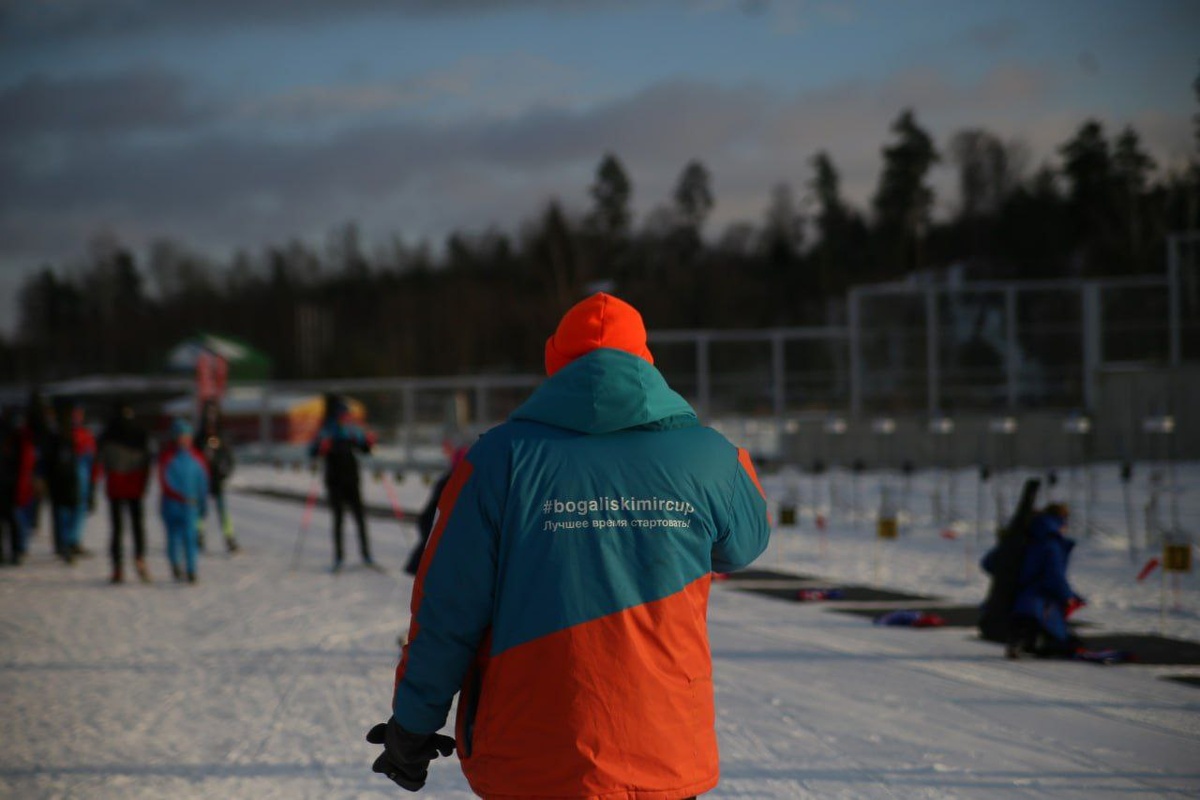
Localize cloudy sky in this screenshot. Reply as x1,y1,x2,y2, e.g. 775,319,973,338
0,0,1196,332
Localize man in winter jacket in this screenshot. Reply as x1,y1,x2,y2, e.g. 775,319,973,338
368,293,772,799
159,418,209,584
309,395,376,571
18,390,51,540
0,407,37,565
43,398,98,563
982,503,1084,658
98,401,153,583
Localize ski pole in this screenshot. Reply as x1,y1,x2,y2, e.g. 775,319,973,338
1121,461,1137,562
382,473,409,526
289,474,321,571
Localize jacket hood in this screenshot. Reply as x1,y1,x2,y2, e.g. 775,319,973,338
1029,512,1075,552
544,293,654,376
512,348,696,435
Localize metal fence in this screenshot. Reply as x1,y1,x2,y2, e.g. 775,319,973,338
8,234,1198,467
248,254,1193,465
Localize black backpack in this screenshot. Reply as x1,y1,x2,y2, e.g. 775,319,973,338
977,478,1040,643
324,436,362,487
45,431,80,506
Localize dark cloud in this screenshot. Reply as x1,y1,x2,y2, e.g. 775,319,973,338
0,67,213,145
0,76,772,289
0,0,640,45
1078,51,1099,77
0,77,765,227
965,18,1022,51
0,61,1190,321
737,0,771,16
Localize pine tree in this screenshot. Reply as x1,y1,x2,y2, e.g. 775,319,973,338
871,109,939,272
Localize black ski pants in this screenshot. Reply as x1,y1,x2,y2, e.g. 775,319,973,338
0,502,20,563
328,481,371,563
108,497,146,566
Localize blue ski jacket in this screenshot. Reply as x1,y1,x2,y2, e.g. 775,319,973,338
1010,512,1077,642
158,444,209,526
308,419,373,488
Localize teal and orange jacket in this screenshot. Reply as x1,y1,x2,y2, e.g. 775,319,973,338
393,347,771,800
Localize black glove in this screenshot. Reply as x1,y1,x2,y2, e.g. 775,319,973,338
366,717,455,792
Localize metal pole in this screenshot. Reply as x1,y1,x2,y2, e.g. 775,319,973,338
402,384,416,468
1005,286,1019,410
1082,283,1101,412
1121,462,1137,561
975,465,986,545
258,383,271,450
474,381,488,431
926,286,940,418
848,289,862,418
696,334,711,421
1167,234,1181,367
771,331,785,437
1167,429,1181,535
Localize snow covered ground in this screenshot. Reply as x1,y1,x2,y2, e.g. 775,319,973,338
1,461,1197,799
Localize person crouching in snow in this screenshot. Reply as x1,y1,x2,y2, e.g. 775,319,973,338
158,419,208,584
984,502,1085,658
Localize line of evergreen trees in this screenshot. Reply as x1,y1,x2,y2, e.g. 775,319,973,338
3,96,1198,383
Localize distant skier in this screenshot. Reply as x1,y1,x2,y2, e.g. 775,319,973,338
196,400,239,554
98,400,153,584
43,397,98,563
158,418,209,584
309,394,376,572
367,293,771,798
0,406,37,566
982,502,1086,658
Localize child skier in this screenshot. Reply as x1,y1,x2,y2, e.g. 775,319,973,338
158,418,209,584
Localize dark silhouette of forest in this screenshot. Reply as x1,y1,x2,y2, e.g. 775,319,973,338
4,91,1198,383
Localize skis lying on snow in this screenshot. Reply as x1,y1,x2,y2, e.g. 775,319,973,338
1072,648,1137,665
873,610,947,628
795,588,845,601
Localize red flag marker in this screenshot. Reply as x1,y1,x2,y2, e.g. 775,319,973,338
1136,557,1160,582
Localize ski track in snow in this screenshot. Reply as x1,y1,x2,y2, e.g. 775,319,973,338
1,463,1197,798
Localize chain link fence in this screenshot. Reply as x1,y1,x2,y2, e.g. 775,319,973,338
9,234,1197,469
